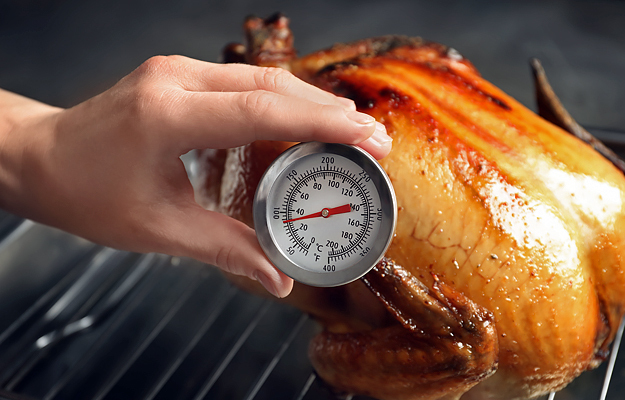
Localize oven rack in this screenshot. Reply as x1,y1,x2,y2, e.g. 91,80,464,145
0,219,623,400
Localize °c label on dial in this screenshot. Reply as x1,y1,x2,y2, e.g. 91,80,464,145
254,142,397,287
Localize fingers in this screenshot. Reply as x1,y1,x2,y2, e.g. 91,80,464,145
160,57,356,111
165,90,392,158
201,63,356,110
355,121,393,160
164,205,294,298
127,56,391,158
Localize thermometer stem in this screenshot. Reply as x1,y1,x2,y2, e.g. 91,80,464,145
283,204,351,223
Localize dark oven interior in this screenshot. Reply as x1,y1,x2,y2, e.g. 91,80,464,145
1,1,625,399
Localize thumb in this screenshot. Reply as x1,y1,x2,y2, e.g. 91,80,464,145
165,204,294,298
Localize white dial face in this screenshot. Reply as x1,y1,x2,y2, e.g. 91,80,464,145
268,152,383,273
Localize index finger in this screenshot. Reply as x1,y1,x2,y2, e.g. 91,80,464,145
164,90,392,159
162,56,356,110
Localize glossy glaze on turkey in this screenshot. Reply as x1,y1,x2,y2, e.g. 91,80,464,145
195,14,625,400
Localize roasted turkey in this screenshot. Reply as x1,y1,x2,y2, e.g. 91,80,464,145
194,14,625,400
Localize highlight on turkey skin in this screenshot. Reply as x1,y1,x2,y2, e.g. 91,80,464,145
196,14,625,400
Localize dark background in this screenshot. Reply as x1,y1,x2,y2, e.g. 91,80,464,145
0,1,624,399
0,0,624,131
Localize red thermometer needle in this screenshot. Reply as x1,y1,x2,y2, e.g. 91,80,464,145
283,204,351,223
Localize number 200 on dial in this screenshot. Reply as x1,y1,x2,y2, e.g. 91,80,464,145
254,142,397,287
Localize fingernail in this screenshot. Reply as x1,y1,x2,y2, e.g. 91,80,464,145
336,97,356,111
346,110,375,126
363,121,393,153
253,270,280,298
363,121,393,157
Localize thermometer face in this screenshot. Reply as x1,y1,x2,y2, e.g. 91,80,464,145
254,142,397,287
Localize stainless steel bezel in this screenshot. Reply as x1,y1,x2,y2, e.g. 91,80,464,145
253,142,397,287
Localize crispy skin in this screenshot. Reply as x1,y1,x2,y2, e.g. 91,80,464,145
310,259,498,400
197,15,625,400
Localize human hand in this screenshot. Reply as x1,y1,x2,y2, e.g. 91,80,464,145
0,56,392,298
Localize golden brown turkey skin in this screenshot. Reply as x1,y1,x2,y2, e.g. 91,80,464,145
197,16,625,400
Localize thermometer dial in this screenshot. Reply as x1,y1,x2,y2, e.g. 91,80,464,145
254,142,397,287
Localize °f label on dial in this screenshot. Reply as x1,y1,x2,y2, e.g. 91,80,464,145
268,152,383,273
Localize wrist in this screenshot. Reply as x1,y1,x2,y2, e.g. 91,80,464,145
0,89,63,218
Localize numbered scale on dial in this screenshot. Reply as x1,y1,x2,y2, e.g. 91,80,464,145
254,142,397,287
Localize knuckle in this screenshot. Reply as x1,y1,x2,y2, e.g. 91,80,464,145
127,55,184,90
104,56,190,149
123,57,187,126
136,55,180,77
214,245,235,273
255,67,294,92
164,54,189,64
240,90,276,120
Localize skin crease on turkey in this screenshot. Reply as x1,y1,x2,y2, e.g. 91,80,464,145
194,14,625,400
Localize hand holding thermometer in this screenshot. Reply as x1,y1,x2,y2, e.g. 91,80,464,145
254,142,397,287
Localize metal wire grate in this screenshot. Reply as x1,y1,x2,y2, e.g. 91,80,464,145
0,219,623,400
0,129,623,400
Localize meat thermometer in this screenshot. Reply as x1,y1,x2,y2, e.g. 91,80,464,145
253,142,397,287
